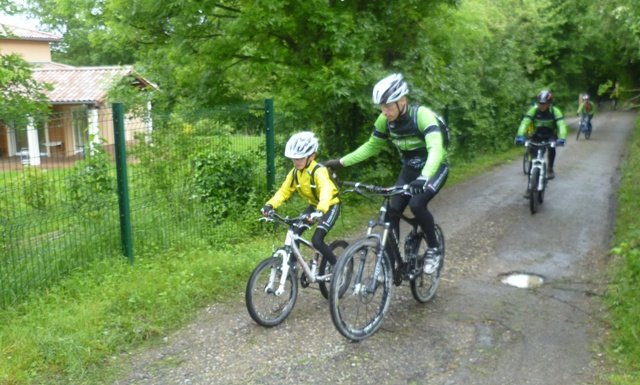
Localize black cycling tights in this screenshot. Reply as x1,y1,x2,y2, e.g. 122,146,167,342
293,227,336,265
293,205,340,265
387,164,447,248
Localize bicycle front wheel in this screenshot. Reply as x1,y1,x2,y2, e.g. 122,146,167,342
329,238,392,341
245,256,298,327
529,168,540,214
410,225,445,303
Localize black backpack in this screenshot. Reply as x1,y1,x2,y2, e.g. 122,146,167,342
411,104,451,149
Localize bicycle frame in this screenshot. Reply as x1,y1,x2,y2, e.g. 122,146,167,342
344,183,421,291
526,140,554,191
579,115,588,131
262,213,328,296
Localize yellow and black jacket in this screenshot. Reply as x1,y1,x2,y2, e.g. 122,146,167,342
266,160,339,213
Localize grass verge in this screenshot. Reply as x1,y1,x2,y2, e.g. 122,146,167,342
605,117,640,385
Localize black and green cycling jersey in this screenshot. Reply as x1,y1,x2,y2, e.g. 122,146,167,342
516,105,568,139
340,105,448,179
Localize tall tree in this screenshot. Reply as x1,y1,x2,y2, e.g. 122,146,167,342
24,0,135,65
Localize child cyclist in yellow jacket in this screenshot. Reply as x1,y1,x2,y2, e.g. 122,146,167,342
260,132,341,266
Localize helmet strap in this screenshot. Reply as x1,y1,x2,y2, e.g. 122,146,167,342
397,100,408,116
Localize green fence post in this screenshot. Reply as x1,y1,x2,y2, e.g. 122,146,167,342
265,98,275,191
112,103,134,263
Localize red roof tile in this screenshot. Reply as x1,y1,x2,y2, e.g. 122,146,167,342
31,66,155,105
0,23,61,42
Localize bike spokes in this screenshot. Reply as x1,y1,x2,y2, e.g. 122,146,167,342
329,239,392,341
245,257,298,327
410,228,444,303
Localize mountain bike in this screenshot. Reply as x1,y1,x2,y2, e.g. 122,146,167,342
245,211,350,327
525,139,554,214
576,114,592,140
328,181,445,341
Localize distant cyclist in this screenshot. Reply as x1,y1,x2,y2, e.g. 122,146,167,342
577,94,596,130
324,73,448,274
515,89,568,184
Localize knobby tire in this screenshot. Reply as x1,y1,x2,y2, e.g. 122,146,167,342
576,125,582,140
529,168,540,214
329,238,392,341
410,225,445,303
245,256,298,327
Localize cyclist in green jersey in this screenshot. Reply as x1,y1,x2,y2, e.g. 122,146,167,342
515,89,568,181
324,73,449,274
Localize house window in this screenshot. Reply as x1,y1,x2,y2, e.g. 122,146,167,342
72,108,89,154
13,120,47,155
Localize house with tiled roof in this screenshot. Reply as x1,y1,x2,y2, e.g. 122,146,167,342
0,23,154,165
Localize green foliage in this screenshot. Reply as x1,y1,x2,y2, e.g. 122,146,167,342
65,143,116,218
0,54,51,127
191,146,260,225
21,166,52,210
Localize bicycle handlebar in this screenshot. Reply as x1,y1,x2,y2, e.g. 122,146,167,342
342,181,408,196
525,140,556,148
259,211,320,225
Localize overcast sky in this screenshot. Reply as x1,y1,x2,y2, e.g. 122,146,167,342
0,12,40,30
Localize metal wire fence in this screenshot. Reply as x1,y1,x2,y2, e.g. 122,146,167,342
0,101,277,308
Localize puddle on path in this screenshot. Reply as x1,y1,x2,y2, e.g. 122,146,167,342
500,272,545,289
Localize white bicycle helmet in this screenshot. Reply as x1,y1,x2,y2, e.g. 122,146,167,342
372,73,409,104
537,89,553,103
284,131,319,159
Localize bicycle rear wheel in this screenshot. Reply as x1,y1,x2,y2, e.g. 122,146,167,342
329,238,392,341
529,168,540,214
319,240,350,299
245,256,298,327
410,225,445,303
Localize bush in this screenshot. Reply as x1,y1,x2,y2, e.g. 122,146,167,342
65,144,116,218
22,166,52,210
191,147,260,225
